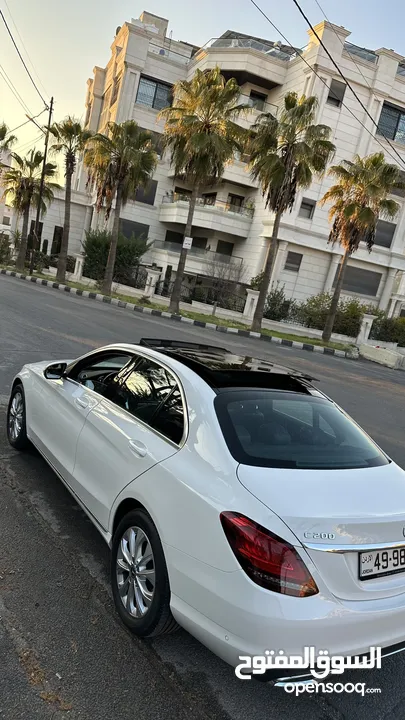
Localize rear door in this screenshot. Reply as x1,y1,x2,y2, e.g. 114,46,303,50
72,355,186,530
30,351,133,484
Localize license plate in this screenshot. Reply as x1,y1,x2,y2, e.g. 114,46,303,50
359,546,405,580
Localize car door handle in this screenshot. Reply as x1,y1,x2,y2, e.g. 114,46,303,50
128,440,148,458
75,397,89,409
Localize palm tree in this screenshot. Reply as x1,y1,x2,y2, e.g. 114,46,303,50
248,92,335,332
160,67,248,314
0,123,17,155
320,153,402,341
84,120,157,295
50,117,92,282
1,150,60,272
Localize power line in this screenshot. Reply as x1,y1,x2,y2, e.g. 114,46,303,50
0,9,48,107
0,62,33,115
290,0,405,170
8,109,47,135
248,0,405,172
3,0,49,98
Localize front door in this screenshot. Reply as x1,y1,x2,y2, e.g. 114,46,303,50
72,355,185,530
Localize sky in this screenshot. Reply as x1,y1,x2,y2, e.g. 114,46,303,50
2,0,405,180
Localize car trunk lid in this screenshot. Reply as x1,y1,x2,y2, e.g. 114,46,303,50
237,463,405,600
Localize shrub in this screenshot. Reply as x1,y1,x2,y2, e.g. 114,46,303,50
370,315,405,346
83,230,149,286
293,293,366,337
0,232,11,265
45,254,76,273
250,270,265,290
263,284,293,322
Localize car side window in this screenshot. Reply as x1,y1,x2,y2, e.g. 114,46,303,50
111,358,185,443
68,353,132,397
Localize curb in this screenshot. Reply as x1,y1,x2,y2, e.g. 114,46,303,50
0,269,356,360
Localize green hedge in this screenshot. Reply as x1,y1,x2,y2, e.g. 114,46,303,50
83,230,149,285
370,315,405,346
262,287,367,337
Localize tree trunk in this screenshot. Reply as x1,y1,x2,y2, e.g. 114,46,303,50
251,209,283,332
15,205,30,272
322,249,350,342
57,165,72,282
101,184,122,296
169,185,198,314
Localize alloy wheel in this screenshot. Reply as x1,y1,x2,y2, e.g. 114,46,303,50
116,526,156,617
8,392,24,441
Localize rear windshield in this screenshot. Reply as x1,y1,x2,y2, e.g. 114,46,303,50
214,390,389,469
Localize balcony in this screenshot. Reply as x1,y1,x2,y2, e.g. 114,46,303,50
159,193,254,238
147,239,243,277
190,34,300,90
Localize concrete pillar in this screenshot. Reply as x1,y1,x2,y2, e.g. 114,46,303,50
356,314,377,346
146,268,161,297
379,268,397,311
81,206,93,246
324,252,342,293
269,240,288,289
72,254,85,281
243,289,260,321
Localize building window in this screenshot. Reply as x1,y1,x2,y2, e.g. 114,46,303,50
284,251,302,272
227,193,245,211
216,240,234,256
165,230,183,245
134,179,158,206
110,73,122,106
333,265,382,296
136,77,172,111
119,219,149,240
326,79,346,107
248,90,267,111
374,220,396,249
51,226,63,254
28,220,43,248
2,216,10,226
298,198,316,219
377,102,405,145
202,192,217,206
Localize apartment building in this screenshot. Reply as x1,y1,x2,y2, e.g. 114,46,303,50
0,149,13,237
11,10,405,314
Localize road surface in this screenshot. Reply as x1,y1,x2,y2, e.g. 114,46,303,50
0,273,404,720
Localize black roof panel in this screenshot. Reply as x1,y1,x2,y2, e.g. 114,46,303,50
139,339,317,391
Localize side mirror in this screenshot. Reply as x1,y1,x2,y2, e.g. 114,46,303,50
44,362,67,380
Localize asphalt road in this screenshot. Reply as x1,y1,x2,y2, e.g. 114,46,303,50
0,273,405,720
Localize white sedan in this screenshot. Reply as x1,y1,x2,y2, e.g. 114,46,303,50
7,339,405,681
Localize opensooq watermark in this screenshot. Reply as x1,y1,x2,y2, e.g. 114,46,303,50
235,646,382,681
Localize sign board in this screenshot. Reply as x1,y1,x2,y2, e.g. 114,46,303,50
183,236,193,250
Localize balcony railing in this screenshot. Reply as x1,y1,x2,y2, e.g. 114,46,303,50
150,239,243,267
343,42,378,64
208,37,301,62
148,42,191,65
162,192,255,218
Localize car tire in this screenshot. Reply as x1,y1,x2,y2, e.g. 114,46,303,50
7,383,29,451
111,509,179,638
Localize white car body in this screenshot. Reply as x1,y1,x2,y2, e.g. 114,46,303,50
10,342,405,679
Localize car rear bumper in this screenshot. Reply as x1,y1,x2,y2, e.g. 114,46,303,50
166,545,405,673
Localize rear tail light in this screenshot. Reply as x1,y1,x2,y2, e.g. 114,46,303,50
220,512,318,598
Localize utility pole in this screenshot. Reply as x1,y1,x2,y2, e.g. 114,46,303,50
29,97,54,274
